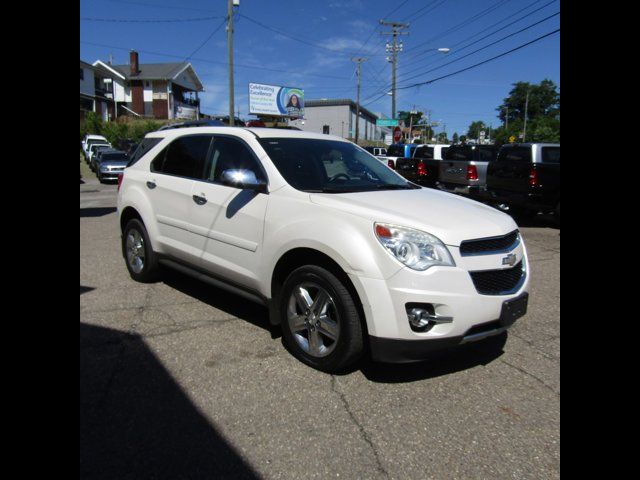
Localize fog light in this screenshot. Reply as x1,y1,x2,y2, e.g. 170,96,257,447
406,303,454,332
408,308,431,330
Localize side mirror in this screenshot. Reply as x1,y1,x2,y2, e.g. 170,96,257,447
221,169,267,193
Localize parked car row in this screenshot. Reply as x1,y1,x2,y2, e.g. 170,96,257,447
383,142,560,220
81,134,132,184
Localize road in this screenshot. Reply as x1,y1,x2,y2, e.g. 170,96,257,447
80,173,559,480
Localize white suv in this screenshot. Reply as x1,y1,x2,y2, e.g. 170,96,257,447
117,127,529,372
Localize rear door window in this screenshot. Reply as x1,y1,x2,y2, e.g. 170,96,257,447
151,135,213,179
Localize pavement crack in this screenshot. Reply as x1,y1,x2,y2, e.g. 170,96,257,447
331,375,389,479
500,359,559,397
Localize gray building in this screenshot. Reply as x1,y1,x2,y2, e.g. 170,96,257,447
289,99,389,142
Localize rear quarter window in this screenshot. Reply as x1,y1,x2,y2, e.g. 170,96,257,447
498,147,532,162
414,147,434,159
541,147,560,164
128,137,164,167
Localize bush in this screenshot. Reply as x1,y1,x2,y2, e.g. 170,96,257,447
80,115,164,146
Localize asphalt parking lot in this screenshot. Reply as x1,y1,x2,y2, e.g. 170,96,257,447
80,173,559,479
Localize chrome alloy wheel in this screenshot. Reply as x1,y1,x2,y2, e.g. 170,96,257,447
126,229,146,274
287,282,340,357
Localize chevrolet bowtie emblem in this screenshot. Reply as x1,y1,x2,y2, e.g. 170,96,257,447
502,253,517,266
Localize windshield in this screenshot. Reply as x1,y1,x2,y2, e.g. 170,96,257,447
259,138,418,193
91,144,110,153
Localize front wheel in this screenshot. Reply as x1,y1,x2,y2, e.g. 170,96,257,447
280,265,364,373
122,218,160,283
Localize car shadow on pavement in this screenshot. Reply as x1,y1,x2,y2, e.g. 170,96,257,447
159,268,278,337
358,332,507,383
80,207,117,218
80,322,260,480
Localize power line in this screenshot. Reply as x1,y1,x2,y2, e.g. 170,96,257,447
80,40,350,80
401,0,448,23
397,29,560,90
362,28,559,106
100,0,217,13
80,15,223,23
237,13,383,57
183,18,227,61
362,6,559,103
400,0,556,66
398,11,560,84
404,0,512,54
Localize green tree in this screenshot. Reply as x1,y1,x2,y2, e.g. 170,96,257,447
436,132,448,143
452,132,459,145
467,121,486,140
496,79,560,126
459,135,467,144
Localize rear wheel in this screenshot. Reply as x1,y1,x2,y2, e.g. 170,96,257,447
280,265,364,373
122,218,160,283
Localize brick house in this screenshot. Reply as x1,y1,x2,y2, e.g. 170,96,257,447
91,51,204,120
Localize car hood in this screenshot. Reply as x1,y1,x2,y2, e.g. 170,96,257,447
309,187,517,247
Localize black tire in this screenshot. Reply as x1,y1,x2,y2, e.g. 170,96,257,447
97,173,104,183
122,218,160,283
279,265,364,373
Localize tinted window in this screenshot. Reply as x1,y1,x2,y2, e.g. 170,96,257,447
151,135,212,179
479,147,498,162
541,147,560,164
445,146,474,161
128,137,163,167
205,136,266,184
259,138,417,193
101,153,128,161
498,146,532,162
414,146,434,159
439,147,449,159
386,144,404,157
91,144,109,153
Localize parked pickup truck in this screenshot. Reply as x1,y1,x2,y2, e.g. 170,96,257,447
394,144,450,188
363,146,387,159
438,145,499,196
385,143,420,169
486,143,560,219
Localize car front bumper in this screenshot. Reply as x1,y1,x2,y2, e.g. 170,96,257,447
349,242,530,363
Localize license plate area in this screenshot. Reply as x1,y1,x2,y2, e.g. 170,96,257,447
499,293,528,327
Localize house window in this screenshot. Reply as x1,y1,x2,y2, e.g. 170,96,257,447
323,125,330,135
80,68,84,80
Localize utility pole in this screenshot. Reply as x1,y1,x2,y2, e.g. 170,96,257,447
352,57,368,144
380,20,409,119
523,89,530,142
227,0,236,126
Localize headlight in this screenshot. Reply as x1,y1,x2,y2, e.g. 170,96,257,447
374,223,455,271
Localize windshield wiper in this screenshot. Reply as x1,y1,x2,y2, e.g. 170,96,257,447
375,184,418,190
305,188,356,193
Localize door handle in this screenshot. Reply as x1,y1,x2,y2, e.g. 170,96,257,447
192,194,207,205
146,181,156,189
